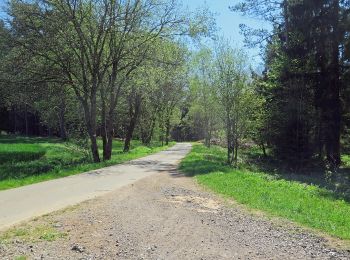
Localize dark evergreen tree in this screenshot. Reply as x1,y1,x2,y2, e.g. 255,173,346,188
234,0,348,169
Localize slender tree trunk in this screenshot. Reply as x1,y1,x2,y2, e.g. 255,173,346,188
124,93,141,152
90,94,100,162
261,142,267,157
101,98,108,160
89,134,100,163
104,114,114,160
100,88,116,161
82,95,100,163
234,138,238,164
226,119,231,164
123,119,136,152
142,113,157,145
141,119,156,145
324,0,341,167
104,133,113,160
165,116,170,145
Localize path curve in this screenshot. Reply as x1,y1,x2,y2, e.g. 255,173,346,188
0,143,191,230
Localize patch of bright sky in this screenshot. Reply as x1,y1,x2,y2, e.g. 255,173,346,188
185,0,271,69
0,1,6,18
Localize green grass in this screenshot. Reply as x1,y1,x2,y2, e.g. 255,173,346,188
0,136,174,190
0,224,67,244
180,144,350,240
14,256,27,260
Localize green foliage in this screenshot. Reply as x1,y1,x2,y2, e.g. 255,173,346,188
187,47,221,145
234,0,347,168
181,144,350,240
213,40,258,164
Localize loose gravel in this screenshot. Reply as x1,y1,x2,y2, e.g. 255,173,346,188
1,159,350,259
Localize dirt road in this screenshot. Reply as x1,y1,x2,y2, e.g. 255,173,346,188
1,143,350,259
0,143,191,230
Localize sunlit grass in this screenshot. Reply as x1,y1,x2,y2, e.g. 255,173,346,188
0,136,174,190
180,144,350,240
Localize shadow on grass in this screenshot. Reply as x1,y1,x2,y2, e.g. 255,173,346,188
242,149,350,203
181,144,350,203
0,135,62,144
179,159,230,177
179,145,231,177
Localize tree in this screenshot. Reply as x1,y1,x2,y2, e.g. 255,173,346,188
135,39,187,147
7,0,202,162
189,47,220,147
233,0,348,168
213,41,256,165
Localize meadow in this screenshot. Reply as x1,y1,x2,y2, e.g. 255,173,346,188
0,136,174,190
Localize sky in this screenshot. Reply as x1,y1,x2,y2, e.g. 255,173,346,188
185,0,270,67
0,0,270,67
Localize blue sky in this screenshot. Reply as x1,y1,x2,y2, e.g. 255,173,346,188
0,1,5,18
0,0,269,66
185,0,270,67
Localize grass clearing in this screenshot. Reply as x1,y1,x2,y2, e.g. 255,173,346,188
0,224,67,244
179,144,350,240
0,136,175,190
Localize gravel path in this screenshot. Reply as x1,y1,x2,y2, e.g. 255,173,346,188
1,146,350,259
0,143,191,230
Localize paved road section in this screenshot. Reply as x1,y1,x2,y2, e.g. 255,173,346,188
0,143,191,230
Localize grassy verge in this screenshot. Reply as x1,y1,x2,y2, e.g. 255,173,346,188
0,136,175,190
0,224,67,243
179,144,350,240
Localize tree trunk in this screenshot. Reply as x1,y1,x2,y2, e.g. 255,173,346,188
234,138,238,164
101,99,108,160
104,129,113,160
124,93,141,152
207,127,212,148
89,134,100,163
261,142,266,157
123,109,139,152
123,119,136,152
82,96,100,163
325,0,341,167
165,116,170,145
141,113,156,145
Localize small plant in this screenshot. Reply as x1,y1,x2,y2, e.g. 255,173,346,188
0,225,67,243
15,256,27,260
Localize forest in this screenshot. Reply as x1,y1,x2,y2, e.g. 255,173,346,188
2,1,350,253
0,0,350,190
